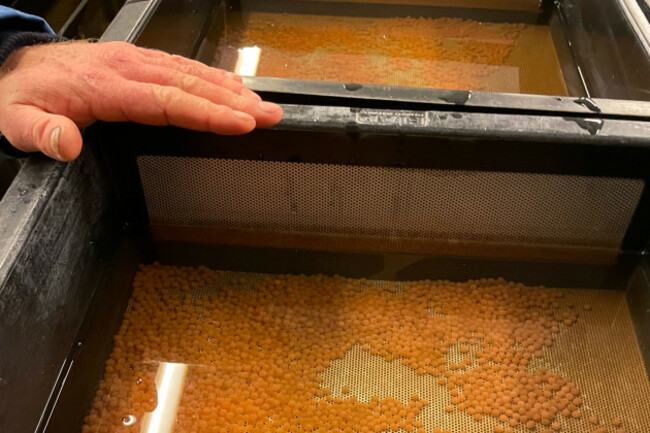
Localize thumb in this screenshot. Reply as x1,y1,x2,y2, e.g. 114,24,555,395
1,105,83,161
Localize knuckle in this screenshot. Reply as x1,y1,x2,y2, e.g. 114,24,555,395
145,86,171,124
30,115,51,146
170,54,190,65
99,42,136,68
177,63,204,79
152,86,180,112
152,85,171,106
179,74,199,92
230,94,251,111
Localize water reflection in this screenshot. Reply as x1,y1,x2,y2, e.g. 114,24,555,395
140,362,188,433
121,415,137,426
235,46,262,76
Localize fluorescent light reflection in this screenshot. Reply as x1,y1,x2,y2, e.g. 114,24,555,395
234,46,262,76
140,362,188,433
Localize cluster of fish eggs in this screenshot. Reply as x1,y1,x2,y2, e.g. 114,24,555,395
82,264,625,433
216,14,524,90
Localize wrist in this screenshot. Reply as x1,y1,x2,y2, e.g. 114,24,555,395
0,31,59,68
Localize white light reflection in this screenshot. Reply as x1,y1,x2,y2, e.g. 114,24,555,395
140,362,188,433
234,46,262,76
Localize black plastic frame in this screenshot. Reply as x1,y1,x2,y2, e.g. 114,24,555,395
1,1,650,432
0,151,121,433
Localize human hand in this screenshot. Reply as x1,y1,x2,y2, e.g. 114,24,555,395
0,40,283,161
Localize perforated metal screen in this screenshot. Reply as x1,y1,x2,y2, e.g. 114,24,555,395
137,156,644,258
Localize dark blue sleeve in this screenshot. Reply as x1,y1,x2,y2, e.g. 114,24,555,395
0,6,58,65
0,7,59,159
0,6,54,34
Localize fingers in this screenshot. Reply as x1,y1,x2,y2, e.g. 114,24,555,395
123,65,282,128
104,43,281,127
93,82,257,135
136,47,246,94
2,104,83,161
0,42,283,162
138,47,244,84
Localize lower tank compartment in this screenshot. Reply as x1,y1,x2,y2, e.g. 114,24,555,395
16,118,650,433
74,246,649,433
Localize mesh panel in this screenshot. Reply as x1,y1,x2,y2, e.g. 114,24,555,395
323,289,650,433
137,156,643,253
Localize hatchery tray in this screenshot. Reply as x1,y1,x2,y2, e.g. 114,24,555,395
79,264,650,433
134,0,650,105
209,10,567,96
3,5,650,427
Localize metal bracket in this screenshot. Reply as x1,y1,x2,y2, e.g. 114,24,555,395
99,0,162,43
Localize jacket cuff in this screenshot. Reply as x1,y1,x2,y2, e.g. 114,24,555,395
0,31,59,67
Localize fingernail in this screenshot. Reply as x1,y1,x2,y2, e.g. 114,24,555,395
233,111,255,123
257,101,281,113
50,126,63,160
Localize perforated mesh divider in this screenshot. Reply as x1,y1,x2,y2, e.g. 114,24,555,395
137,156,643,258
